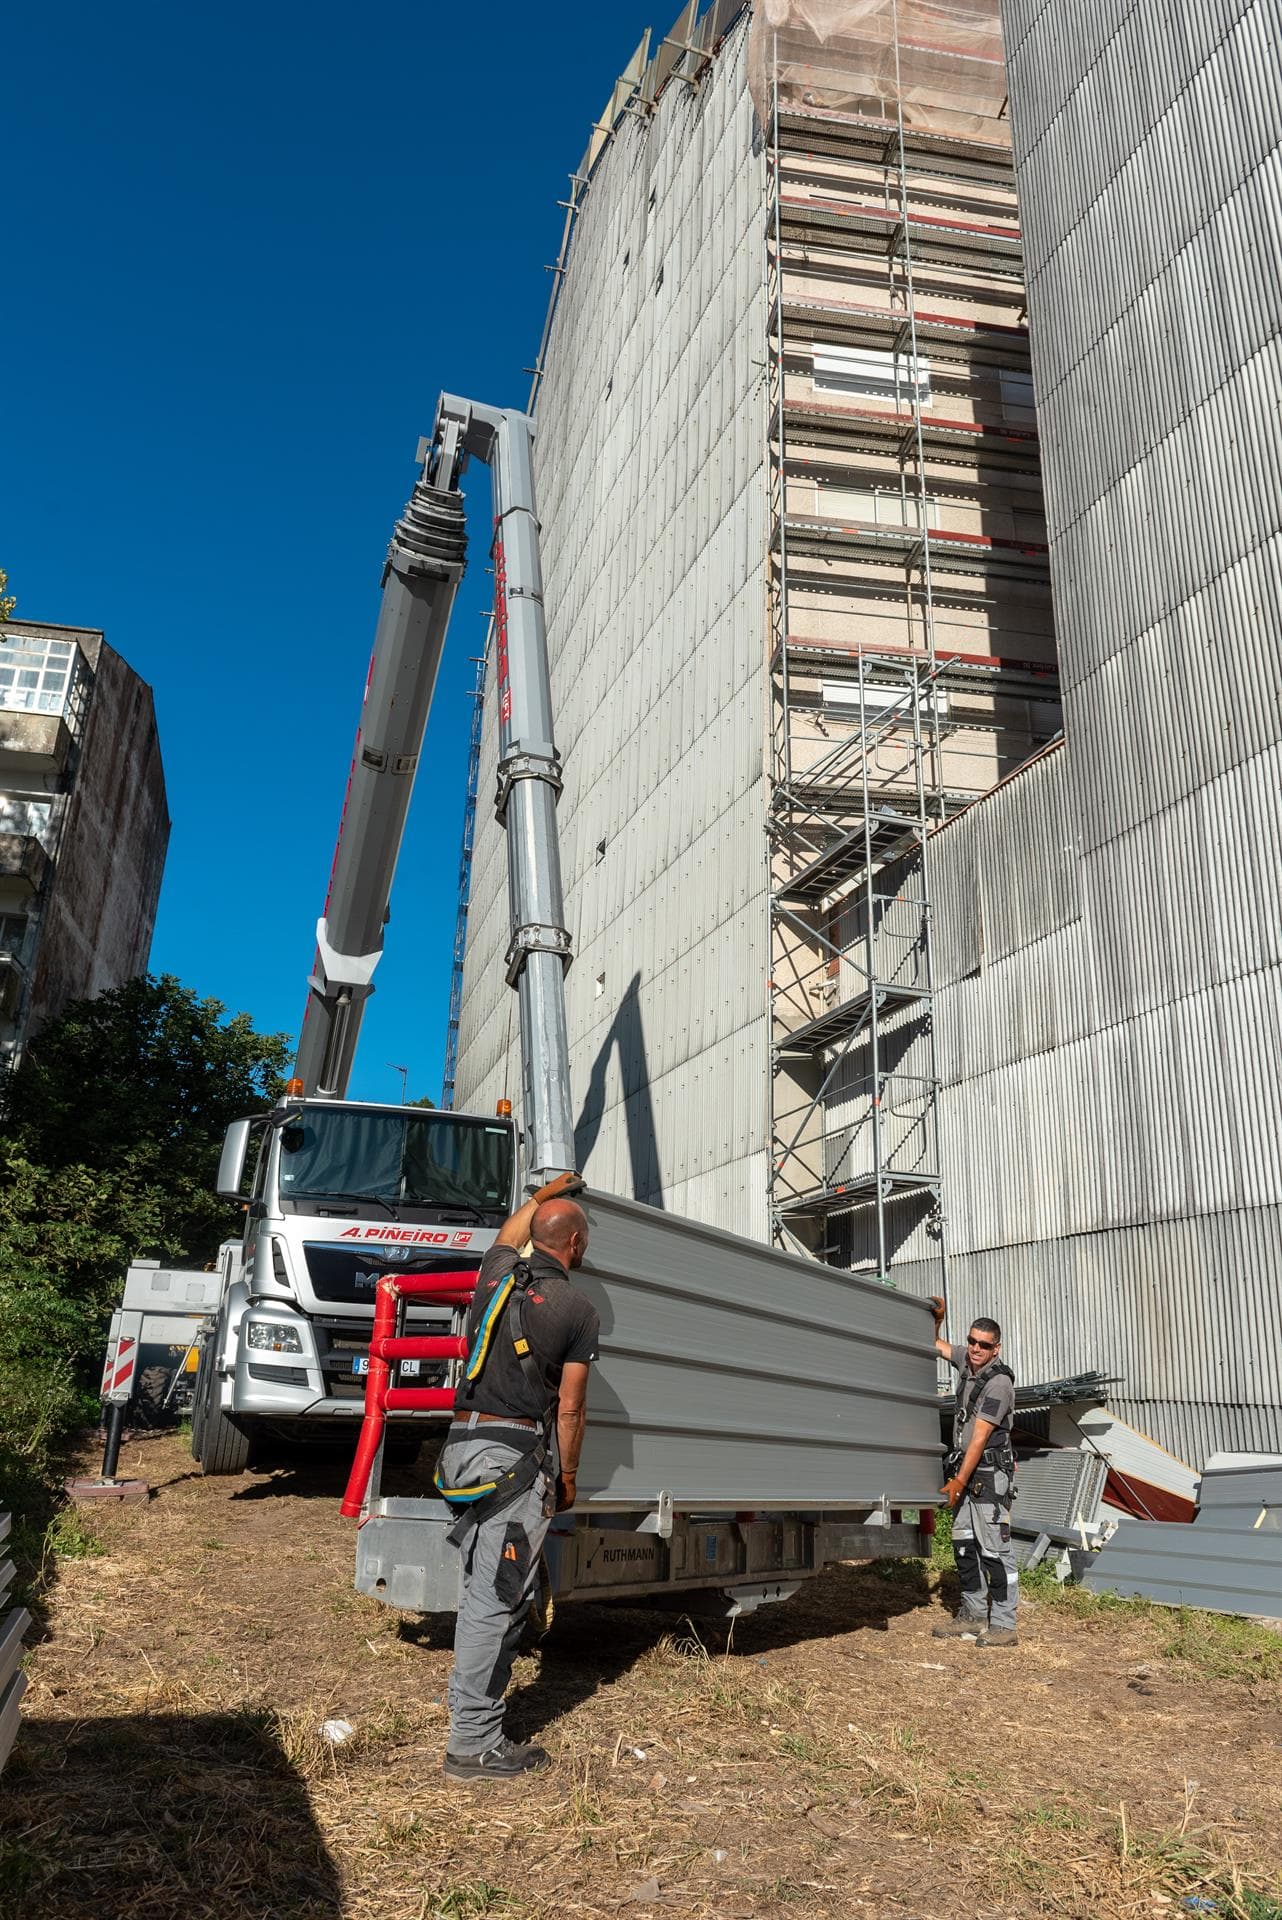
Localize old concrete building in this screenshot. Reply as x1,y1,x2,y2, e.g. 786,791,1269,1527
0,620,168,1062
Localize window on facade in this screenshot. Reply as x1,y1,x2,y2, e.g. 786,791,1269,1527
0,913,30,958
821,681,949,719
817,480,939,530
0,795,54,843
999,369,1036,424
812,344,931,406
0,634,82,717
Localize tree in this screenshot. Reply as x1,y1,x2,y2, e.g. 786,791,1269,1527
0,974,290,1317
0,567,14,623
0,974,290,1535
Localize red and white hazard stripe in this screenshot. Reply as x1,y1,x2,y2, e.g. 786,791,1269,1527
103,1336,137,1398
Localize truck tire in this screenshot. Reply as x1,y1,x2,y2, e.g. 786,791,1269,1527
195,1333,252,1475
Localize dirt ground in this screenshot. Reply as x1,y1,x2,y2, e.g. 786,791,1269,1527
2,1432,1280,1920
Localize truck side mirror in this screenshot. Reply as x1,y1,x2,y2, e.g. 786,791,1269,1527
217,1118,253,1200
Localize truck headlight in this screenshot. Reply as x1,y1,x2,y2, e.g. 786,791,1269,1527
246,1321,304,1353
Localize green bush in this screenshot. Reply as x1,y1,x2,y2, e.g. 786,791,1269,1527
0,1262,100,1548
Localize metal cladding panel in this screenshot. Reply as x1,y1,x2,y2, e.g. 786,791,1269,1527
573,1188,943,1507
861,2,1282,1462
1010,1448,1107,1534
0,1511,27,1777
455,18,769,1237
1197,1462,1282,1517
1081,1520,1282,1616
887,1207,1282,1466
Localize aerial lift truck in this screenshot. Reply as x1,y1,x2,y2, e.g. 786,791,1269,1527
190,405,522,1472
339,396,946,1619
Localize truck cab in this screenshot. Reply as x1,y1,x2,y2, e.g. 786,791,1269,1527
191,1098,517,1472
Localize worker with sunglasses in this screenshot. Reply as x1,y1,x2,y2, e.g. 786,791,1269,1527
926,1300,1020,1647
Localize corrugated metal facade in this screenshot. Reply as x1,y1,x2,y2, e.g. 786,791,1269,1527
455,16,771,1236
871,0,1282,1462
455,0,1282,1465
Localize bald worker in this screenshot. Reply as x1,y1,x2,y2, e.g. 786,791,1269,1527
436,1171,599,1780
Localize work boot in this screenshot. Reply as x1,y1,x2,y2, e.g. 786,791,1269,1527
931,1616,983,1640
442,1736,551,1781
976,1627,1019,1648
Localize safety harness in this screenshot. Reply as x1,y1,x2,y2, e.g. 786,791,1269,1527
433,1259,555,1547
947,1358,1016,1511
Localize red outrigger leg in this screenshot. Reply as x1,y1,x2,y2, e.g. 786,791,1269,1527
340,1269,476,1518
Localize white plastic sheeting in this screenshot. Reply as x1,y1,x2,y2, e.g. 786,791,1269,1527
748,0,1010,135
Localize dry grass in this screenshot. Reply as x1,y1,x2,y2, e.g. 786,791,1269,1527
2,1431,1280,1920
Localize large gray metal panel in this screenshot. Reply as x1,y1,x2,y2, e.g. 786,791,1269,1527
573,1189,942,1508
0,1511,28,1776
1082,1520,1282,1616
1196,1463,1282,1522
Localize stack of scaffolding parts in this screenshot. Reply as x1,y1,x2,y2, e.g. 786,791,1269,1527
0,1511,28,1776
350,1188,944,1618
1082,1460,1282,1620
753,0,1060,1273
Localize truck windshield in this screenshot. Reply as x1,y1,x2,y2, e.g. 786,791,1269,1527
277,1109,512,1215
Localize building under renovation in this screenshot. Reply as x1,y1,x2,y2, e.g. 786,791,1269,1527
455,0,1282,1463
0,620,168,1062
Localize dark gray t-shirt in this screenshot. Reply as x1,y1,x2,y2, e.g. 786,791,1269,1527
949,1343,1015,1452
455,1243,599,1422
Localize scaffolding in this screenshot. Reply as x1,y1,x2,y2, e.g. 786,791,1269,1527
761,6,1058,1282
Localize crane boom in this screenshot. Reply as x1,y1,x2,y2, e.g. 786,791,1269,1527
294,395,576,1187
294,436,468,1098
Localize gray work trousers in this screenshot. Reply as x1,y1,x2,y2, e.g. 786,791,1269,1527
952,1490,1019,1631
441,1432,554,1757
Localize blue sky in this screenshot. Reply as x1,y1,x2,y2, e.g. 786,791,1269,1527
2,1,658,1105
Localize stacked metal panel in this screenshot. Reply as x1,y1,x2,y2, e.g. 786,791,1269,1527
1010,1446,1108,1538
455,14,771,1237
1083,1462,1282,1616
0,1511,29,1774
872,0,1282,1462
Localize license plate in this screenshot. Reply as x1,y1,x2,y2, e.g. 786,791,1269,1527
351,1356,369,1376
399,1360,420,1377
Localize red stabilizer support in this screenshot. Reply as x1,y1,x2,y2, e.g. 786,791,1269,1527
339,1268,477,1519
384,1386,457,1411
371,1334,469,1361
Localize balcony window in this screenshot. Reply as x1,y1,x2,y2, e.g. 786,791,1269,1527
0,635,84,718
0,912,29,959
812,344,931,407
0,795,54,846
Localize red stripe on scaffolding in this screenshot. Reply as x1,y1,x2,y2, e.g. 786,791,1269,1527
784,398,1037,445
784,293,1028,339
340,1270,477,1519
779,192,1021,243
782,632,1058,679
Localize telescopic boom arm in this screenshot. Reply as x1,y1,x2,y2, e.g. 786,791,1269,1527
294,429,468,1099
294,395,577,1189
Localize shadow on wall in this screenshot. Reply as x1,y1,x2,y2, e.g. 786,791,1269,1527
0,1709,343,1918
574,971,664,1208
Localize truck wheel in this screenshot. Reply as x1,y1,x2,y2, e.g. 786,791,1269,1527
195,1337,252,1475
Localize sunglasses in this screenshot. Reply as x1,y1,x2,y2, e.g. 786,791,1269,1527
966,1335,997,1351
